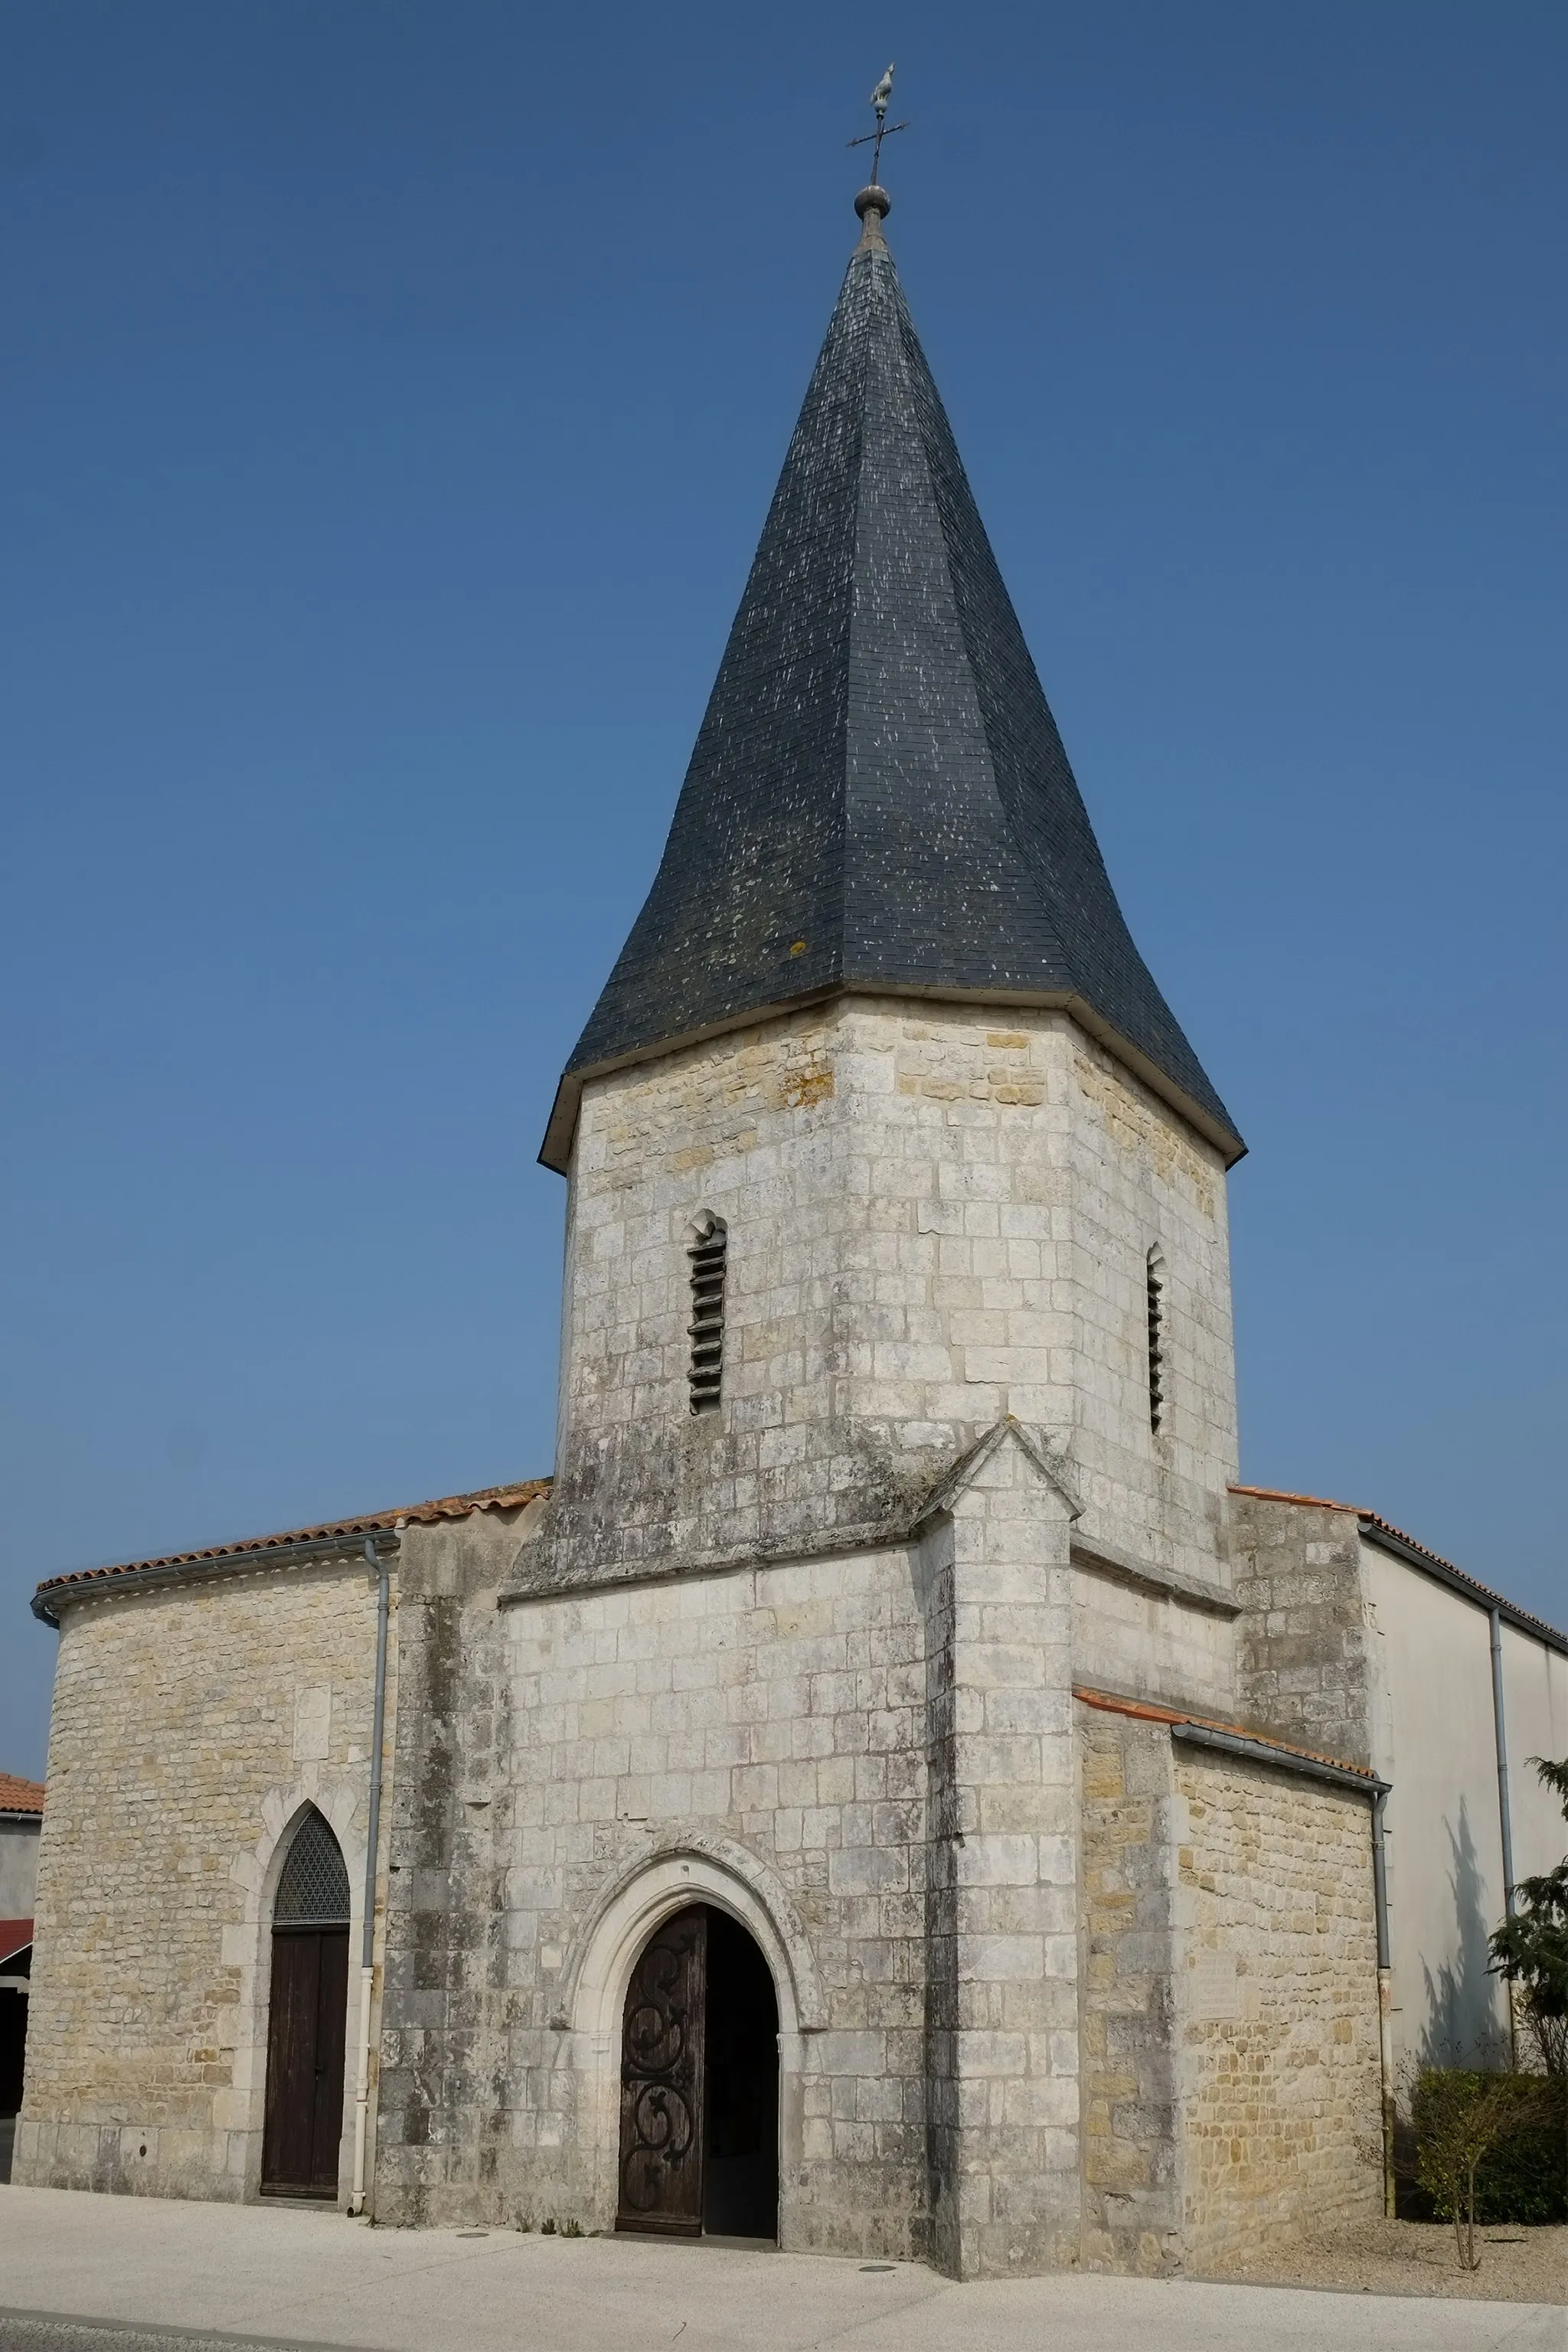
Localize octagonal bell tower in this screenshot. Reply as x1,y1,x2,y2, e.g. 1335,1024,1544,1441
535,179,1243,1604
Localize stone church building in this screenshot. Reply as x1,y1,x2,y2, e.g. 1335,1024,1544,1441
15,183,1566,2277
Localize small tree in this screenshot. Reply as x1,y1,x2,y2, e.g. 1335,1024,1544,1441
1412,2069,1555,2269
1490,1756,1568,2078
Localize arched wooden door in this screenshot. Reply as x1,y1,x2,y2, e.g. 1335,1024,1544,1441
261,1810,351,2198
616,1904,779,2240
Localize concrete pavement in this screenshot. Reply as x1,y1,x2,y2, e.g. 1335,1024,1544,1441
0,2187,1559,2352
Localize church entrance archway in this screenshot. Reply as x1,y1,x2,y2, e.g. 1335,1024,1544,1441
261,1808,351,2198
616,1903,779,2242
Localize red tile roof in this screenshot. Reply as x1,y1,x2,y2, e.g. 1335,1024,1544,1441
0,1775,44,1817
0,1919,32,1967
1073,1684,1378,1782
31,1479,550,1619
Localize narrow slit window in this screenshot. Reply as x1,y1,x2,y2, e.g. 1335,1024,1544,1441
687,1212,728,1414
1146,1246,1165,1434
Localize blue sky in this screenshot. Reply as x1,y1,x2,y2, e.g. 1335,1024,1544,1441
3,4,1564,1774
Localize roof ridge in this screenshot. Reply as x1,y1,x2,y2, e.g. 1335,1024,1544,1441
31,1478,551,1609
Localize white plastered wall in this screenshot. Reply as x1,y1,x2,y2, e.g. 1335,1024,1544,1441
1500,1622,1568,1886
1362,1541,1511,2072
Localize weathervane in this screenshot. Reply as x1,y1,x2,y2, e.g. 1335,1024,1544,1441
847,62,907,186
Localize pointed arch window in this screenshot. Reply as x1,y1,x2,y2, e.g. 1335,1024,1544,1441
687,1212,728,1414
273,1808,350,1927
1145,1245,1165,1436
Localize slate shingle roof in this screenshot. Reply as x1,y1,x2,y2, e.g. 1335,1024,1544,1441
541,195,1241,1171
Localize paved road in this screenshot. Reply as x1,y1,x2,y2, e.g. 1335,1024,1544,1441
0,2187,1560,2352
0,2327,358,2352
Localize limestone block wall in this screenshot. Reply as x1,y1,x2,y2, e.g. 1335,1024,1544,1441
1230,1494,1379,1767
1175,1751,1381,2264
922,1428,1082,2278
1062,1037,1236,1577
15,1555,392,2203
1076,1706,1181,2273
1071,1566,1236,1720
374,1509,522,2225
548,998,1236,1596
374,1513,936,2259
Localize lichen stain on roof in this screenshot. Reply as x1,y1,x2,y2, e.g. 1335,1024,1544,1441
543,194,1242,1174
31,1478,551,1616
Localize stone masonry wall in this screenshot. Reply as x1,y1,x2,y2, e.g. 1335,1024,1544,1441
1076,1705,1181,2273
923,1430,1081,2279
1230,1494,1377,1768
375,1514,936,2260
374,1507,525,2226
1176,1750,1382,2264
546,998,1236,1599
1070,1565,1236,1721
16,1555,392,2203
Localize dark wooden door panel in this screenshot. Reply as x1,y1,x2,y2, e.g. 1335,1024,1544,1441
309,1927,349,2192
263,1927,348,2197
616,1904,706,2235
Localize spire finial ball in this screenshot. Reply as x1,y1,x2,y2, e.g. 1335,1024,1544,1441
854,184,891,222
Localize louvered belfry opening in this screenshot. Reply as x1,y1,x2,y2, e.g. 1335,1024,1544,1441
1146,1247,1165,1435
688,1213,728,1413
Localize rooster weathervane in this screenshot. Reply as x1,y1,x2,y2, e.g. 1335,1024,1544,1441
847,63,908,186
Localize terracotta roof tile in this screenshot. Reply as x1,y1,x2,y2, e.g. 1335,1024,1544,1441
0,1775,44,1816
31,1478,550,1619
1073,1684,1377,1782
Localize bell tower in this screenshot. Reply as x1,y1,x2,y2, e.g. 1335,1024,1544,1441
534,176,1243,1601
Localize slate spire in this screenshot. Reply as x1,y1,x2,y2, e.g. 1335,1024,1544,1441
541,184,1242,1170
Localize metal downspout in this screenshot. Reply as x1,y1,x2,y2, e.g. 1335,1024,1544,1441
1370,1788,1396,2215
1489,1607,1517,1915
351,1534,393,2216
1489,1606,1518,2065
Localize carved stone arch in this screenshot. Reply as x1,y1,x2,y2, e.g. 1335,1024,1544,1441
240,1775,368,1946
560,1828,825,2037
222,1773,368,2200
557,1832,822,2241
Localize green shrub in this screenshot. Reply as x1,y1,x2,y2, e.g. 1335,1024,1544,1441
1412,2070,1566,2238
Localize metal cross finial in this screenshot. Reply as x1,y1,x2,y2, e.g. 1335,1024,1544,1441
847,62,908,187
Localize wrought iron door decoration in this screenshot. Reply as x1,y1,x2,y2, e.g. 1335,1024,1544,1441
616,1905,707,2234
